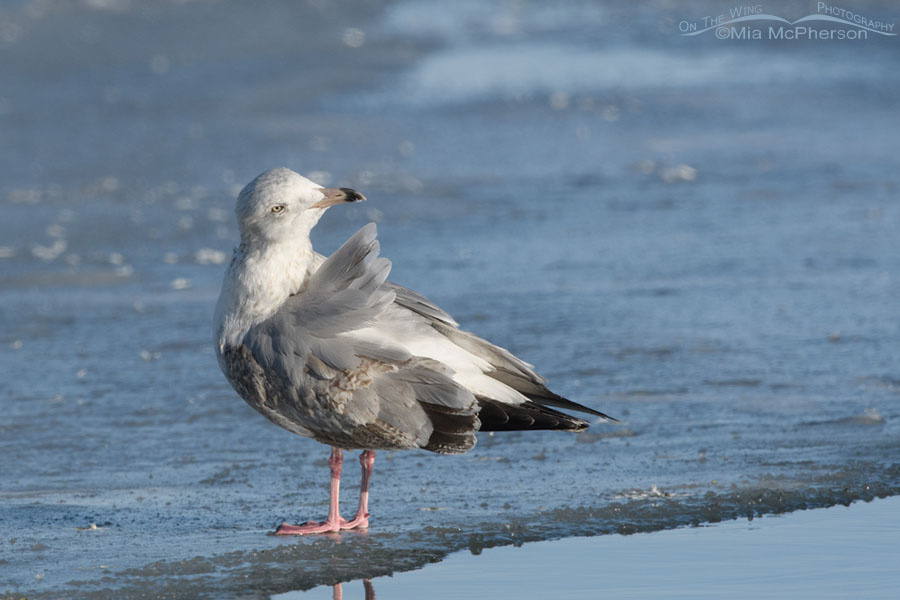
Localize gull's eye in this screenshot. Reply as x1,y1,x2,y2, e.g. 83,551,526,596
270,205,285,214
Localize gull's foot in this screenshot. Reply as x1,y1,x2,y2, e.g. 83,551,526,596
274,520,340,535
274,514,369,535
340,512,369,530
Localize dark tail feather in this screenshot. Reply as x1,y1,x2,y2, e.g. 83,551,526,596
476,397,591,432
421,402,479,454
527,393,619,422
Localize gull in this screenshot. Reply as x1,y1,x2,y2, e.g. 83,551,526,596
214,168,615,535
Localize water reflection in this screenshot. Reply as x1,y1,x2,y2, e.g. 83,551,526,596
331,579,375,600
278,499,900,600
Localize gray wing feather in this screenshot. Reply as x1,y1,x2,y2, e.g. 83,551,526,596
387,282,459,327
240,223,481,451
375,362,479,454
284,223,395,338
395,289,613,420
246,223,398,379
386,283,546,387
305,354,337,380
433,323,538,381
385,281,590,410
350,339,412,364
235,221,604,453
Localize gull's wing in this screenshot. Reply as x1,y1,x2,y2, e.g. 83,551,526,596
250,224,397,366
241,223,480,453
387,282,458,327
382,284,617,425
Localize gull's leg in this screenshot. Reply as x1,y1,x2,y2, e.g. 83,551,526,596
275,447,345,535
341,450,375,530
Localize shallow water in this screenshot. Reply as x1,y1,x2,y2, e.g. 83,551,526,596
1,0,899,597
280,496,900,600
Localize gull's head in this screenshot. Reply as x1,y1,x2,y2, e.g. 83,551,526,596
235,168,365,244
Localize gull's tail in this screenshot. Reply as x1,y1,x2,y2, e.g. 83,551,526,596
475,396,616,432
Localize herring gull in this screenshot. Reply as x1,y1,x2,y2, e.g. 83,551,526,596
214,168,615,535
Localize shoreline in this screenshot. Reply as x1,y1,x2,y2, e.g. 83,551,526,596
282,495,900,599
4,486,897,598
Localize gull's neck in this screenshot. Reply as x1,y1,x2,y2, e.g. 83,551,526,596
215,235,318,351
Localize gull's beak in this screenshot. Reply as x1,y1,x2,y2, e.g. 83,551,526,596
310,187,366,209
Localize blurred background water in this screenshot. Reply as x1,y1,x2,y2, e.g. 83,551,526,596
1,0,898,597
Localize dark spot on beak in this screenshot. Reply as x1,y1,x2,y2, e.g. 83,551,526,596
340,188,366,203
312,187,368,209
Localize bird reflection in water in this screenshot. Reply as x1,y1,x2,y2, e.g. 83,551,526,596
331,578,374,600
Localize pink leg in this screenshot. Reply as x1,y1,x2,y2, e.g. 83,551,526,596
341,450,375,530
330,578,373,600
275,447,345,535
